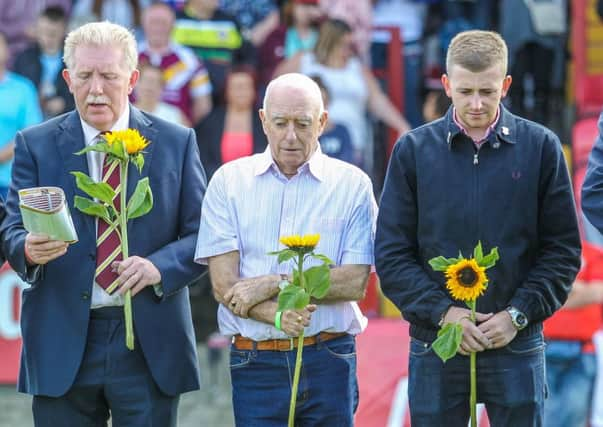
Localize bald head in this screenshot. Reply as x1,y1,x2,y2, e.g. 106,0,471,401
263,73,324,118
259,73,328,177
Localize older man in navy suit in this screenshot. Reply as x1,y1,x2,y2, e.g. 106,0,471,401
0,21,206,426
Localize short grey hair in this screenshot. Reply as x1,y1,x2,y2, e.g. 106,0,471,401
263,73,324,117
63,21,138,72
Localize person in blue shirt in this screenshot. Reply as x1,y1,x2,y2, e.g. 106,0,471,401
311,75,357,166
0,31,43,199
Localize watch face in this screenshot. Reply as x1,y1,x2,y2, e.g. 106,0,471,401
515,312,528,328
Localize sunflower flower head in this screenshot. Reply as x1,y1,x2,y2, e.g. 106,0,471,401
104,129,149,155
280,234,320,253
444,258,488,302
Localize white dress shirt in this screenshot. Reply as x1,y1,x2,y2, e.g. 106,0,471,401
195,146,378,340
80,104,130,308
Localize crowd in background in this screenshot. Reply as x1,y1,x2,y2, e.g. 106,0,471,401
4,0,602,426
0,0,571,186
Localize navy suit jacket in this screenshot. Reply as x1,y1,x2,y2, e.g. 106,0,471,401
1,106,206,397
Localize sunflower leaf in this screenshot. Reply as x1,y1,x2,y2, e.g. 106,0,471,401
127,177,153,219
277,249,297,264
277,284,310,311
311,253,334,266
473,241,484,263
73,196,111,223
71,171,116,206
479,247,500,269
432,322,463,363
304,264,330,299
428,256,457,271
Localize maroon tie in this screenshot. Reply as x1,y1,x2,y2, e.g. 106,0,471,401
95,156,122,294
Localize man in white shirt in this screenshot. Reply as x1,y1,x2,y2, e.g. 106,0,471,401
195,72,377,426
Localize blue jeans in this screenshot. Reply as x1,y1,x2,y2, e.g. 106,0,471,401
230,334,358,427
544,340,596,427
408,332,546,427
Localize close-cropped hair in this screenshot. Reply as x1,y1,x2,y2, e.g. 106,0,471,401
63,21,138,72
446,30,508,76
313,18,352,65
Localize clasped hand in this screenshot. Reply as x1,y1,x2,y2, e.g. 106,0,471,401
443,306,517,355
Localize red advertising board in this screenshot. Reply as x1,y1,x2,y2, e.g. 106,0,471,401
0,263,25,384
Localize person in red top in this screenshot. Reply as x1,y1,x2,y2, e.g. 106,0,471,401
544,240,603,427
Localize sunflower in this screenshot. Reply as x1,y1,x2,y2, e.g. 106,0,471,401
280,234,320,252
444,258,488,302
104,129,149,155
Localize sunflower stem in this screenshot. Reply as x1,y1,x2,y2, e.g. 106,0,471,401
287,252,307,427
288,332,304,427
120,161,134,351
469,300,477,427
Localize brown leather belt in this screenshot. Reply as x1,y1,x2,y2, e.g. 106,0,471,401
232,332,348,351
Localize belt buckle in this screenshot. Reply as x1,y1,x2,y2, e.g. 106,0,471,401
288,337,295,351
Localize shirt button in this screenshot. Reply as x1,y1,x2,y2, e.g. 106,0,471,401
81,292,90,300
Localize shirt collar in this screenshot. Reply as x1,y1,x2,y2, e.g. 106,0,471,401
81,103,131,146
453,106,500,144
254,144,325,181
446,104,517,147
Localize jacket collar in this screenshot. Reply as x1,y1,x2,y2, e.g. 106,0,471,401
445,104,518,148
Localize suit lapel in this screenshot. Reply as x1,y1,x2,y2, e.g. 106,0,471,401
126,107,157,238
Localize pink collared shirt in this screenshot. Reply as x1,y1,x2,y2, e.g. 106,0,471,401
453,106,500,148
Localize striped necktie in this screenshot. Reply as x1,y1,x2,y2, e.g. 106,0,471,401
95,153,122,294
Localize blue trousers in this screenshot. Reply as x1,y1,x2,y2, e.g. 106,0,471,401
408,332,546,427
230,334,358,427
544,340,596,427
32,307,179,427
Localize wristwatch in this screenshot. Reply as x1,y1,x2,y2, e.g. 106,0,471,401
278,274,290,290
506,306,528,330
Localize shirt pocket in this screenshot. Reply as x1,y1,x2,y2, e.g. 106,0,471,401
310,217,346,261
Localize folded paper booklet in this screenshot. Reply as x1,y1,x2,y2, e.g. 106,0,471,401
19,187,78,243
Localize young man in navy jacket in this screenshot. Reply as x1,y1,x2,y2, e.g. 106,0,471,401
375,30,581,426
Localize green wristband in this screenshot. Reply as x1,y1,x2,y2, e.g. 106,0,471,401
275,311,283,330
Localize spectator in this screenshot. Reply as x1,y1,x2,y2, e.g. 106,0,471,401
276,18,410,170
0,31,42,199
499,0,568,126
371,0,428,128
312,75,355,165
195,65,266,179
138,1,212,124
172,0,256,105
284,0,322,58
422,88,450,123
219,0,280,47
0,0,71,67
544,239,603,427
319,0,372,63
70,0,149,34
12,6,73,119
134,63,190,126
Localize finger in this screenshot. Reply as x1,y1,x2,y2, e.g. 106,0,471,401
306,304,317,312
223,289,234,302
463,334,487,352
474,312,494,322
27,233,51,243
118,271,140,295
130,281,148,297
